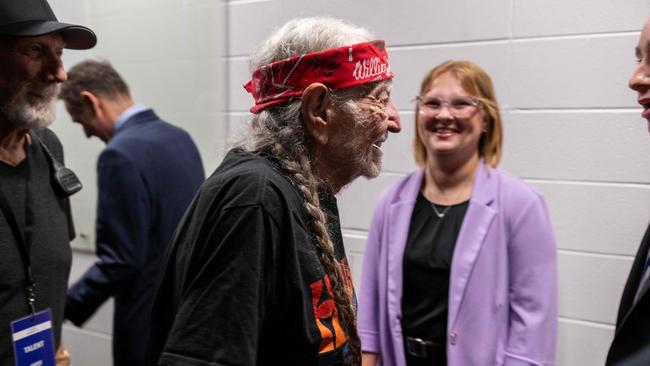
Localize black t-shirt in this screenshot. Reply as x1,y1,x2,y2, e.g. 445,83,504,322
401,193,468,365
147,148,355,366
0,129,74,365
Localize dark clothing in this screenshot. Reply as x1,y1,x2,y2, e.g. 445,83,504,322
146,148,355,366
607,222,650,365
65,110,204,366
0,128,74,365
401,193,468,366
612,347,650,366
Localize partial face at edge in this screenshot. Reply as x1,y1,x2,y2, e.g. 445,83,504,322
630,20,650,132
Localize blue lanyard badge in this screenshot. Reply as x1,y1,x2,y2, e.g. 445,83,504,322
10,309,55,366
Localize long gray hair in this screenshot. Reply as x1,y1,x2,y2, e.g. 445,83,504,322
236,17,374,366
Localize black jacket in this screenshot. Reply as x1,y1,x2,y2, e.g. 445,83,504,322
607,223,650,365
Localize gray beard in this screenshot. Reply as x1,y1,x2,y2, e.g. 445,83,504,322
360,149,382,178
0,96,56,130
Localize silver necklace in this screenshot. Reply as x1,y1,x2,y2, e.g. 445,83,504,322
431,202,451,219
426,173,473,219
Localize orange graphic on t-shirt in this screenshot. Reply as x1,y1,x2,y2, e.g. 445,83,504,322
310,275,346,353
309,259,355,354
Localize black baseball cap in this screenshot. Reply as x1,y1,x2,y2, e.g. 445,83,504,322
0,0,96,50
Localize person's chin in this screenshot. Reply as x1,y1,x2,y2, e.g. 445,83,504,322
425,133,458,149
28,106,56,128
361,168,381,179
5,104,54,129
361,157,382,179
427,141,457,155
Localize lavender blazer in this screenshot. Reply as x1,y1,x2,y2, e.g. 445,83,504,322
358,163,557,366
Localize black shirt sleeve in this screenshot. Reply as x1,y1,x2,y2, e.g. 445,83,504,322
157,204,281,366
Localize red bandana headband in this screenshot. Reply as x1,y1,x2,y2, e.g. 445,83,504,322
244,40,393,113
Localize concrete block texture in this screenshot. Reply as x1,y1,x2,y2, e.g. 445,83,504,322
118,59,220,116
512,0,649,38
88,3,221,63
227,57,253,112
531,181,650,255
384,0,511,45
557,251,633,324
501,111,650,183
371,42,511,111
338,173,405,231
342,233,368,290
557,319,614,366
509,34,638,109
228,1,284,56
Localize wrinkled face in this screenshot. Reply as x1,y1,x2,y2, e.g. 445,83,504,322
630,20,650,132
0,34,67,129
327,81,401,181
417,72,484,162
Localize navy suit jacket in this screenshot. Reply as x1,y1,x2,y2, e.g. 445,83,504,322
66,110,204,365
607,222,650,365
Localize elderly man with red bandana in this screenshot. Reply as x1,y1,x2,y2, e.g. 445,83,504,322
146,17,400,366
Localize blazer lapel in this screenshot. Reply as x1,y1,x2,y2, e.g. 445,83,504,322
448,163,497,329
635,273,650,306
386,171,423,322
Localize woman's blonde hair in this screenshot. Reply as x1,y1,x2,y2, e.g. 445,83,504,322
413,60,503,167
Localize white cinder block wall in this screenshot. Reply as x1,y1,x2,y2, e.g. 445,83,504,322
47,0,650,365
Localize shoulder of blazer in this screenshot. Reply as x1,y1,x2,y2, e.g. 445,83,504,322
479,165,544,207
380,169,422,206
115,109,160,133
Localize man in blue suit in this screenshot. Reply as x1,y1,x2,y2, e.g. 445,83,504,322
59,59,205,366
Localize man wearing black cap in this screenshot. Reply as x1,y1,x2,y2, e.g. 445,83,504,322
0,0,95,365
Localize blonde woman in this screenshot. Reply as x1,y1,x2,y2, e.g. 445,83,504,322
359,60,557,366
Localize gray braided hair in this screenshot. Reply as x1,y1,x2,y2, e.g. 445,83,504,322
235,17,378,366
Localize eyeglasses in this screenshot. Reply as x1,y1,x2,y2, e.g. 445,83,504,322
415,96,480,118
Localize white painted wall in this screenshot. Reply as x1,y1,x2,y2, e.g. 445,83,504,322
47,0,650,365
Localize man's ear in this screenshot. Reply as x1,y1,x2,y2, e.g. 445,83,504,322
80,91,101,117
301,83,330,145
